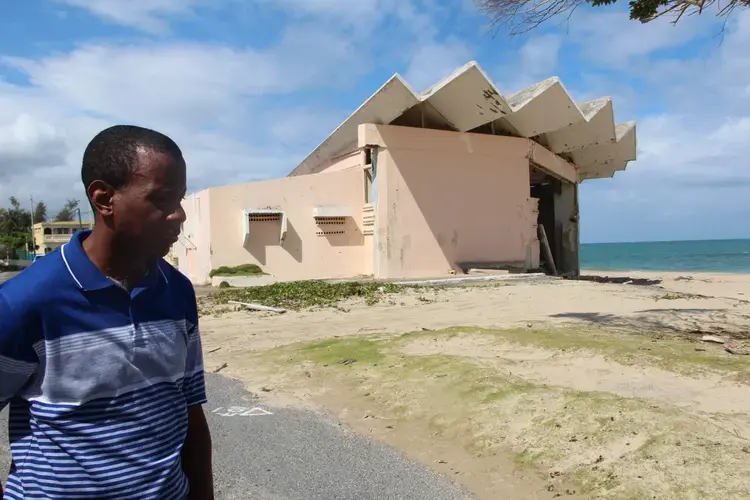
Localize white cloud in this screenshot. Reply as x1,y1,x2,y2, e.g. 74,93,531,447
3,27,359,130
55,0,207,33
1,0,456,211
255,0,437,34
518,34,561,77
269,107,348,150
257,0,381,21
0,18,366,209
494,33,562,92
5,1,749,242
403,38,475,91
263,0,470,97
569,8,715,67
0,114,67,169
563,9,750,241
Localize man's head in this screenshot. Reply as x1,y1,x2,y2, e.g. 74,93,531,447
82,125,187,261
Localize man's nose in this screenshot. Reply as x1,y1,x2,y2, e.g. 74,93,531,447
168,204,187,223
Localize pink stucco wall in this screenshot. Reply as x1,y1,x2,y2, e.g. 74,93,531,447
318,150,363,173
360,124,540,278
205,168,367,282
172,189,212,284
173,123,576,284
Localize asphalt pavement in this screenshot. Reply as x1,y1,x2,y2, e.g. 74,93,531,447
1,373,472,500
0,272,20,285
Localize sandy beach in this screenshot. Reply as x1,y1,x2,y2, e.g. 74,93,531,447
199,270,750,499
199,270,750,354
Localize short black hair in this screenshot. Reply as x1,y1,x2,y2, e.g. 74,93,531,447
81,125,183,191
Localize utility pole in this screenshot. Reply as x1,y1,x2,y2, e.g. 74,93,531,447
29,196,36,259
73,207,83,230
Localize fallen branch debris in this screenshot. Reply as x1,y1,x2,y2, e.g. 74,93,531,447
229,300,287,314
701,335,727,345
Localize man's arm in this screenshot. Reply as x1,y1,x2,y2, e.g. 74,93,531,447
180,280,213,499
0,291,40,496
182,405,213,500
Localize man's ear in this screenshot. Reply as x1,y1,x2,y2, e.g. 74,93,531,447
87,180,115,217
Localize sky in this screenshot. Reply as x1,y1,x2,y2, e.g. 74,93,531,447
0,1,748,243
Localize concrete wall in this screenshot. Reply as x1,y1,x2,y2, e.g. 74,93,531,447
174,123,577,284
172,189,212,284
528,142,577,184
206,168,366,282
360,124,539,278
318,150,363,173
554,182,580,275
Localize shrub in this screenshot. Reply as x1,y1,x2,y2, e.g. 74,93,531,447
209,264,264,278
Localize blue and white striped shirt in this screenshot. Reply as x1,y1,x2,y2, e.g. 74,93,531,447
0,231,207,499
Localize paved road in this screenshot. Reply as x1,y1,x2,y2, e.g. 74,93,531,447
1,374,471,500
0,272,20,285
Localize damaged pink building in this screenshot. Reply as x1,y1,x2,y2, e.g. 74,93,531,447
172,61,637,285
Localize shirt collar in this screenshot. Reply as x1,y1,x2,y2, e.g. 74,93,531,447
61,230,167,292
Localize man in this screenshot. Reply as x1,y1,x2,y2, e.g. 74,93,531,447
0,125,213,499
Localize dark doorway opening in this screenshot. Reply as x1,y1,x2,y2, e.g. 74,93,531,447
530,167,558,274
530,165,580,276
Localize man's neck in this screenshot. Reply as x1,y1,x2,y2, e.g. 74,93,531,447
82,228,148,285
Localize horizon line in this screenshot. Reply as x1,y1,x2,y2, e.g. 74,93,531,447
582,237,750,245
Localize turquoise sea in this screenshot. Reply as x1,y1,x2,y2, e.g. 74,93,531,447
580,239,750,274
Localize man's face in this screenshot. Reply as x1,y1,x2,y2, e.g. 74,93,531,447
111,148,187,260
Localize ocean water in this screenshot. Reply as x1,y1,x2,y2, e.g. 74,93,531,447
580,239,750,274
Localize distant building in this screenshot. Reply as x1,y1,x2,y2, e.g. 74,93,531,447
172,61,637,285
34,221,94,255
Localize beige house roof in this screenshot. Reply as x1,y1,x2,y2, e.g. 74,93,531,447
34,221,93,228
288,61,636,182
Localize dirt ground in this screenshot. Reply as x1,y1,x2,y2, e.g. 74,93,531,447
199,271,750,499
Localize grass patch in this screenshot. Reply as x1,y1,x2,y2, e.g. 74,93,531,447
397,326,750,381
297,337,387,365
212,280,430,310
209,263,265,277
255,329,750,499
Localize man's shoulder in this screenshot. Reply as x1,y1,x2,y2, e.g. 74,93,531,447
0,252,73,309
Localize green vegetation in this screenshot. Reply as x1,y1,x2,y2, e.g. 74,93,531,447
279,324,750,388
477,0,748,37
397,326,750,381
53,200,81,223
209,263,265,278
0,197,81,259
655,291,707,301
255,326,750,500
298,337,388,365
213,280,427,310
0,197,37,258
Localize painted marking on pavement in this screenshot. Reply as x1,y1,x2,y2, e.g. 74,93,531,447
212,406,273,417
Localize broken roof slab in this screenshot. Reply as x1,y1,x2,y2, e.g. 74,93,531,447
501,77,585,137
573,121,636,181
419,62,511,132
289,61,636,180
540,98,616,154
292,75,419,176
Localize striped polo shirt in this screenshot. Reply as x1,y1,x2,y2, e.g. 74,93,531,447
0,231,207,499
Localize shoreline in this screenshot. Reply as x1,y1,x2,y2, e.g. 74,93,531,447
582,268,750,277
581,269,749,302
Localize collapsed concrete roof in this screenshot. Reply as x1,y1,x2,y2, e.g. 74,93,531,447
288,61,636,182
